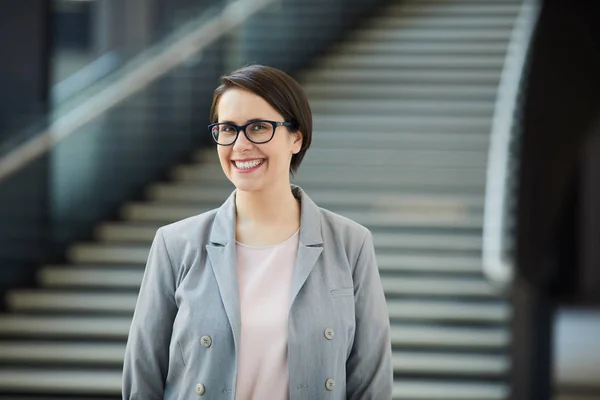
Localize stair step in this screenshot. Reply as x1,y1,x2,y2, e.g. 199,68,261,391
5,291,138,314
38,267,144,288
236,28,512,45
316,131,491,146
40,253,482,289
373,232,482,252
334,41,508,56
67,243,149,264
43,253,484,283
174,175,485,192
379,254,482,274
305,85,497,100
210,131,491,149
0,369,121,395
0,342,125,365
387,299,510,323
0,315,131,339
121,202,483,228
383,276,499,298
147,183,485,209
0,326,508,361
302,69,500,85
198,151,488,169
0,314,506,350
391,379,508,399
72,234,486,266
388,3,520,17
0,369,510,398
319,55,504,69
365,16,516,30
75,228,480,271
310,99,494,116
311,115,490,133
182,174,486,192
195,147,489,168
172,164,487,188
95,223,158,243
392,352,509,376
390,325,508,349
0,368,509,400
352,28,512,42
5,289,506,317
95,223,482,252
0,344,509,373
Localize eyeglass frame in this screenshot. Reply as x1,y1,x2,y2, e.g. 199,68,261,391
208,119,298,146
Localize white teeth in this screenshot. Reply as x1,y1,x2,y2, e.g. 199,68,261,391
234,159,263,169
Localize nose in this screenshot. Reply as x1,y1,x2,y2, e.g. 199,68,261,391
232,128,253,152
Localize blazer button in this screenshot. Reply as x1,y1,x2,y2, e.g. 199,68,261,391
200,335,212,348
196,383,205,396
324,328,334,340
325,378,335,391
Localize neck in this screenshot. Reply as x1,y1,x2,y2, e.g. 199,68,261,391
235,182,300,227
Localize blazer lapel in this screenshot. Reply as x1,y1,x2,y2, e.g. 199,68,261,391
205,185,324,347
290,185,324,307
206,191,241,353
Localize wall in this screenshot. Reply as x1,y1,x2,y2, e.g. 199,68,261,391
513,1,600,398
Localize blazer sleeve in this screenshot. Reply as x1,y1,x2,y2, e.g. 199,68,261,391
346,229,393,400
122,228,178,400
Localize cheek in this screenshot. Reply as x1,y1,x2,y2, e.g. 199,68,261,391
217,148,231,168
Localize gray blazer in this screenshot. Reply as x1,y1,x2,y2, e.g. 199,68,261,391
122,185,393,400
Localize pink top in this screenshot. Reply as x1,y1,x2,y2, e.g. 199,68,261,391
235,230,300,400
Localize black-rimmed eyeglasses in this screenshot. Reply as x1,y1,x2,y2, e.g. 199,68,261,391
208,120,297,146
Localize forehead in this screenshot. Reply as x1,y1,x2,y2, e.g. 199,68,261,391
217,89,281,122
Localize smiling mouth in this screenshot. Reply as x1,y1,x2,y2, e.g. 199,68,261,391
232,159,265,170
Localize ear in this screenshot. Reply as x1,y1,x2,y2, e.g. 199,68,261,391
291,131,303,154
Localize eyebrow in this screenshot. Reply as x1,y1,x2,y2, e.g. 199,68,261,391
220,118,267,125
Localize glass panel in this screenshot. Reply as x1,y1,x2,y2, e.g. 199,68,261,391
0,0,387,298
50,0,225,105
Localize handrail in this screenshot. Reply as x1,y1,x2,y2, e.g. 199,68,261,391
0,0,278,182
51,51,121,105
482,0,541,288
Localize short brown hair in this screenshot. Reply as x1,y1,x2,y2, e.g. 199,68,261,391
209,64,312,175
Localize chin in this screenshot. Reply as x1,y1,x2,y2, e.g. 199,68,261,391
228,175,266,193
232,182,262,193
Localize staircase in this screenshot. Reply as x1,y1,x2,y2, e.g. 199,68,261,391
0,0,525,398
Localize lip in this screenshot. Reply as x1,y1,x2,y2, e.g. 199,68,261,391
231,158,265,173
231,158,263,162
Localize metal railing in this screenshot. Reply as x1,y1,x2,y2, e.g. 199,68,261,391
482,0,541,288
51,51,122,105
0,0,276,183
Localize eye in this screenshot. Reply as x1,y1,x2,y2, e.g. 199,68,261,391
251,123,269,131
220,125,236,133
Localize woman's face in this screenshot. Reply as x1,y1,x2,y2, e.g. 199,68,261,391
215,89,302,193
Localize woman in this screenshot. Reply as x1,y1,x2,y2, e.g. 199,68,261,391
122,64,392,400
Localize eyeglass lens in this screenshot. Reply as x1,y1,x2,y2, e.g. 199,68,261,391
211,122,274,145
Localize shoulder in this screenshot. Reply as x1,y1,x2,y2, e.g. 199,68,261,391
318,207,371,263
296,185,370,256
147,208,223,285
319,207,369,239
157,208,219,248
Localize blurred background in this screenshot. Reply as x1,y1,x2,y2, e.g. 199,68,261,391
0,0,599,399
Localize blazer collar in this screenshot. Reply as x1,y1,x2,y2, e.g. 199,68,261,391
208,184,323,247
